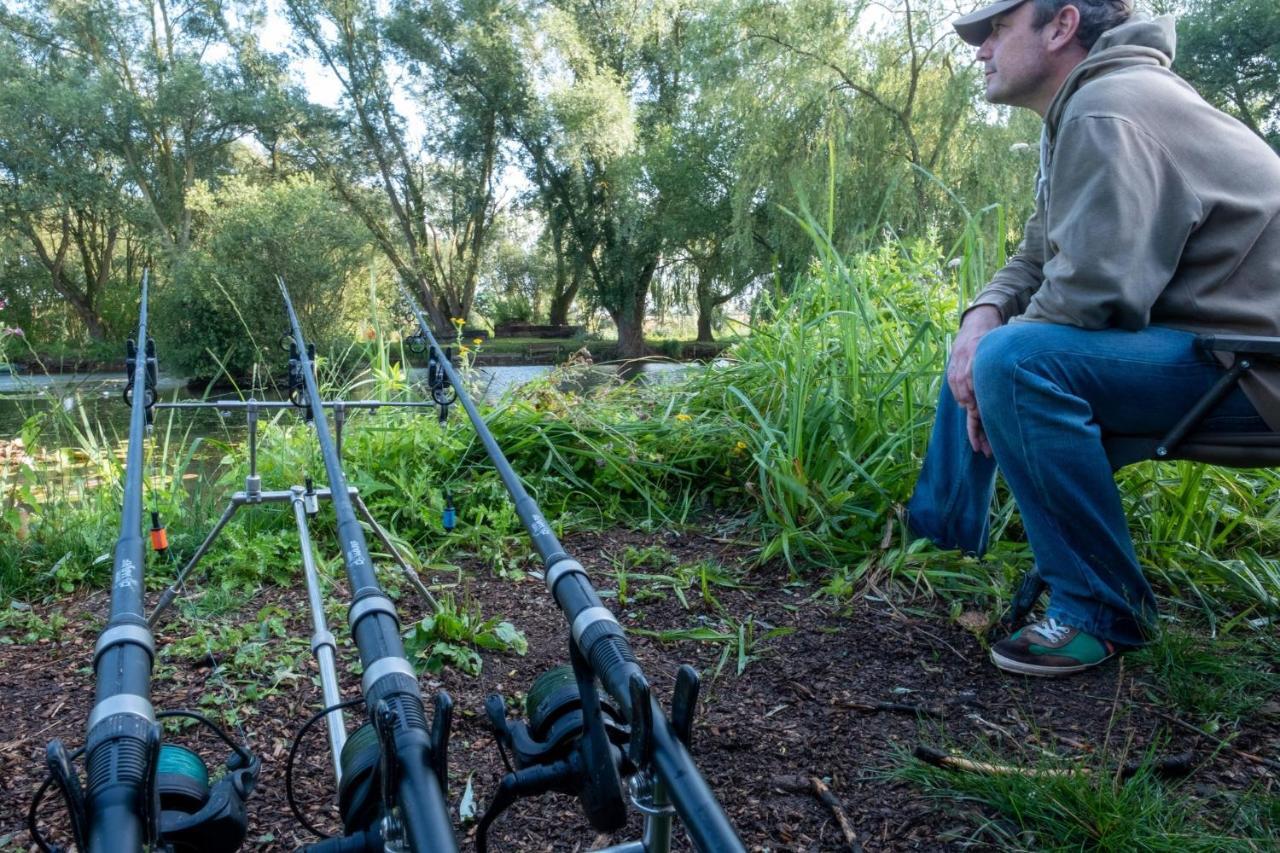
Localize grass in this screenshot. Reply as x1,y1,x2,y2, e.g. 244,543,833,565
896,745,1278,851
1131,626,1280,723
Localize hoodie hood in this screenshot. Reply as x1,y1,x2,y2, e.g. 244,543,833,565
1044,14,1177,137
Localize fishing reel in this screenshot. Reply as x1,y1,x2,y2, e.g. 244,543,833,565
426,345,457,423
33,712,258,853
478,646,703,851
289,693,455,853
123,336,158,422
402,325,458,422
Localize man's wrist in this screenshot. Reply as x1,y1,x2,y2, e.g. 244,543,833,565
961,303,1003,330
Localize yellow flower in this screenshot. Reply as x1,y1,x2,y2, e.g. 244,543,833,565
451,317,465,327
472,337,483,345
458,344,470,355
732,440,748,455
675,412,692,423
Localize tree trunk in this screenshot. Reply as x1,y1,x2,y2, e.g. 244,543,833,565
548,267,581,327
610,281,650,360
25,218,108,341
696,308,714,343
695,276,715,343
615,315,646,360
57,279,107,341
415,278,452,334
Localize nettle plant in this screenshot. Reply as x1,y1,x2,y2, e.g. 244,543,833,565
403,593,528,677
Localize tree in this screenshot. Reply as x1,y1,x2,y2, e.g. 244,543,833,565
285,0,506,330
0,14,140,339
0,0,283,344
0,0,277,258
1175,0,1280,150
473,0,700,358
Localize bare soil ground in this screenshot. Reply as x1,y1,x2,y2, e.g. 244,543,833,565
2,525,1277,851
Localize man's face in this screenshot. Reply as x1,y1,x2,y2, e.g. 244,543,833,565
976,2,1054,109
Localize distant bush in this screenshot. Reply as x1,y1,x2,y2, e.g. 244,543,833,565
154,176,371,382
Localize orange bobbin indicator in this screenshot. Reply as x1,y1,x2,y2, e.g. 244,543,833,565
150,510,169,553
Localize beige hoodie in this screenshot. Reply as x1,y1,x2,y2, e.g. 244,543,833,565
970,15,1280,428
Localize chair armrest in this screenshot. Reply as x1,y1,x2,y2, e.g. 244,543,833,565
1196,334,1280,357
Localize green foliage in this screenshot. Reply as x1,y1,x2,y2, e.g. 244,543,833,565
1175,0,1280,150
689,223,957,570
154,176,371,381
403,594,528,677
201,526,307,593
633,615,793,678
0,603,70,644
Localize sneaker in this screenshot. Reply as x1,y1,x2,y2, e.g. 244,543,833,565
990,618,1116,677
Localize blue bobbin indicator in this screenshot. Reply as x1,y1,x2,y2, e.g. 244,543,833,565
442,490,456,532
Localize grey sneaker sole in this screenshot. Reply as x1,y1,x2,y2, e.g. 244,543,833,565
989,648,1113,677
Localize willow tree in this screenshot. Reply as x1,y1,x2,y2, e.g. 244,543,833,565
477,0,711,357
0,31,133,339
285,0,507,330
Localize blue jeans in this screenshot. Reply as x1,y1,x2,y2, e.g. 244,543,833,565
907,324,1267,647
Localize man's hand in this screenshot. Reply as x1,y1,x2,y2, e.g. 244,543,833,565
966,408,992,458
948,305,1002,456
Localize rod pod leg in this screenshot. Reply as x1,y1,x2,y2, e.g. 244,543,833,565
291,487,348,782
149,499,241,627
351,492,439,611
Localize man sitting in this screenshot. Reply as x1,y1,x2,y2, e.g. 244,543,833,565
907,0,1280,675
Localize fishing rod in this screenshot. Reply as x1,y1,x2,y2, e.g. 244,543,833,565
31,271,258,853
278,277,459,853
399,288,745,852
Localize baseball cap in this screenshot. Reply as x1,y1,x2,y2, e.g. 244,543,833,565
953,0,1031,46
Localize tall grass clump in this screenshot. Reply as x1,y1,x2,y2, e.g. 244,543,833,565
684,203,1007,574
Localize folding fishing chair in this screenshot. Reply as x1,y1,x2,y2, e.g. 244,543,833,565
1001,332,1280,629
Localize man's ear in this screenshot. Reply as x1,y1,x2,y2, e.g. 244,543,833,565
1044,4,1083,53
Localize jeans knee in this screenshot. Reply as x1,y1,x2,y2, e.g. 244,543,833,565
972,324,1032,411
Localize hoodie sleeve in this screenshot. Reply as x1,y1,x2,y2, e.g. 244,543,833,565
1017,114,1203,329
968,205,1046,321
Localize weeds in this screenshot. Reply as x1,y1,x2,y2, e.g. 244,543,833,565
0,602,71,644
402,594,528,677
632,616,794,678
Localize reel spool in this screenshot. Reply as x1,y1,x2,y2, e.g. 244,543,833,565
477,662,632,851
336,723,383,835
156,744,211,816
522,666,627,759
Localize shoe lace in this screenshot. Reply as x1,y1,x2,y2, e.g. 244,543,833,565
1030,618,1070,644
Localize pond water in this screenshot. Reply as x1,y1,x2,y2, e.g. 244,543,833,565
0,362,689,446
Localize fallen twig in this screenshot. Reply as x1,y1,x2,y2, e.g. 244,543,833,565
913,744,1195,780
913,744,1077,778
834,699,945,719
1152,711,1280,773
770,775,863,852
